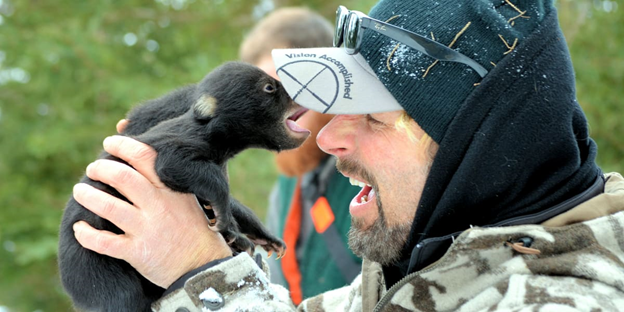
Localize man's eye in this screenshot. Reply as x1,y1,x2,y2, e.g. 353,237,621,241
366,114,384,125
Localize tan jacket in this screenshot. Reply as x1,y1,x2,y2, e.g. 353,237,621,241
153,173,624,311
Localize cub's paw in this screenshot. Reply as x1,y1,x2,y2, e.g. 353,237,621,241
222,230,255,255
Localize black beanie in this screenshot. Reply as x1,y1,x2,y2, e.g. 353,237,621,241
360,0,550,143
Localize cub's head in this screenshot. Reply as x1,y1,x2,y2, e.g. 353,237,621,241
193,62,310,151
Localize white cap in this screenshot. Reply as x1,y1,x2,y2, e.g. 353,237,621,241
271,47,402,114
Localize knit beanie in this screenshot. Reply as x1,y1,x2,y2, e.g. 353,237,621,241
360,0,551,143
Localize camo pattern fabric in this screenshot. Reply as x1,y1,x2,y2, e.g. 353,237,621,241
153,173,624,312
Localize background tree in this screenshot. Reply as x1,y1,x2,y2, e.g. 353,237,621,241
0,0,621,310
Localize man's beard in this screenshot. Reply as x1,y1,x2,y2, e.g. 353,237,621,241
348,199,411,266
338,158,411,266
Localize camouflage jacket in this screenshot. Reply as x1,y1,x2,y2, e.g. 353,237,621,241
153,173,624,311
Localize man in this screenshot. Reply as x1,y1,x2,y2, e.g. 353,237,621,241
238,7,362,303
72,0,624,310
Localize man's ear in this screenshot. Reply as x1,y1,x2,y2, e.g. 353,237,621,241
193,94,217,121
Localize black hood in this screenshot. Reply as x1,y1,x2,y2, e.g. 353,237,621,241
383,8,603,286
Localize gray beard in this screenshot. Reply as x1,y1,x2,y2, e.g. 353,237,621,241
347,196,411,266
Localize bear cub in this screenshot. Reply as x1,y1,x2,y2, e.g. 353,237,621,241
58,62,310,312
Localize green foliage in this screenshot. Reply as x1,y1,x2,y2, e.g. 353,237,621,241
559,0,624,173
0,0,620,310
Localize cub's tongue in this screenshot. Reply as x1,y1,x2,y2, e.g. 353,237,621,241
286,107,311,134
286,119,309,133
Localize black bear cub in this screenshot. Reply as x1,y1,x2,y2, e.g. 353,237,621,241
58,62,310,312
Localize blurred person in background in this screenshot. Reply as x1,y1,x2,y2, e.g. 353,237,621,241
239,7,362,304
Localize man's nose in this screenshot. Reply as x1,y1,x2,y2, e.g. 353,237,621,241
316,115,357,158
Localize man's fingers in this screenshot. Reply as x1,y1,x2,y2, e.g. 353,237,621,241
116,119,129,134
73,182,138,231
85,159,157,203
73,221,128,259
102,135,164,187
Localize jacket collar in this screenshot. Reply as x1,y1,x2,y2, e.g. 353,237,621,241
385,173,606,284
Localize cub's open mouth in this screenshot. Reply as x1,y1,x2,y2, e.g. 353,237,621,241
285,107,311,135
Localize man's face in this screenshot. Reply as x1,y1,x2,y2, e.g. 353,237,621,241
317,111,437,265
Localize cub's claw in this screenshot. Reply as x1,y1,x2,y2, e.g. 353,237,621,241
199,201,218,227
261,240,286,259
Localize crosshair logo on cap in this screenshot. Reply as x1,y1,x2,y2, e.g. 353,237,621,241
276,60,339,113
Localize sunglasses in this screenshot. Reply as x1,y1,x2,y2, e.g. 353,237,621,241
334,5,488,78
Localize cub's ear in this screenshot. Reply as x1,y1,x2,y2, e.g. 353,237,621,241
193,95,217,121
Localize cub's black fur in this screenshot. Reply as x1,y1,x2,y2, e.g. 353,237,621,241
58,62,309,312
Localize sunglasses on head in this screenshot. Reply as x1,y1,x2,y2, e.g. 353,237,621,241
333,5,488,78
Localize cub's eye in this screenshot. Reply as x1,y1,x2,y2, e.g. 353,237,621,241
263,83,276,93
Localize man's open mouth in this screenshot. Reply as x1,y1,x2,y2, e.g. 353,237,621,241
349,177,374,204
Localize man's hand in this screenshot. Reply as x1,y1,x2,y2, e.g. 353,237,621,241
72,135,232,288
116,119,129,133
